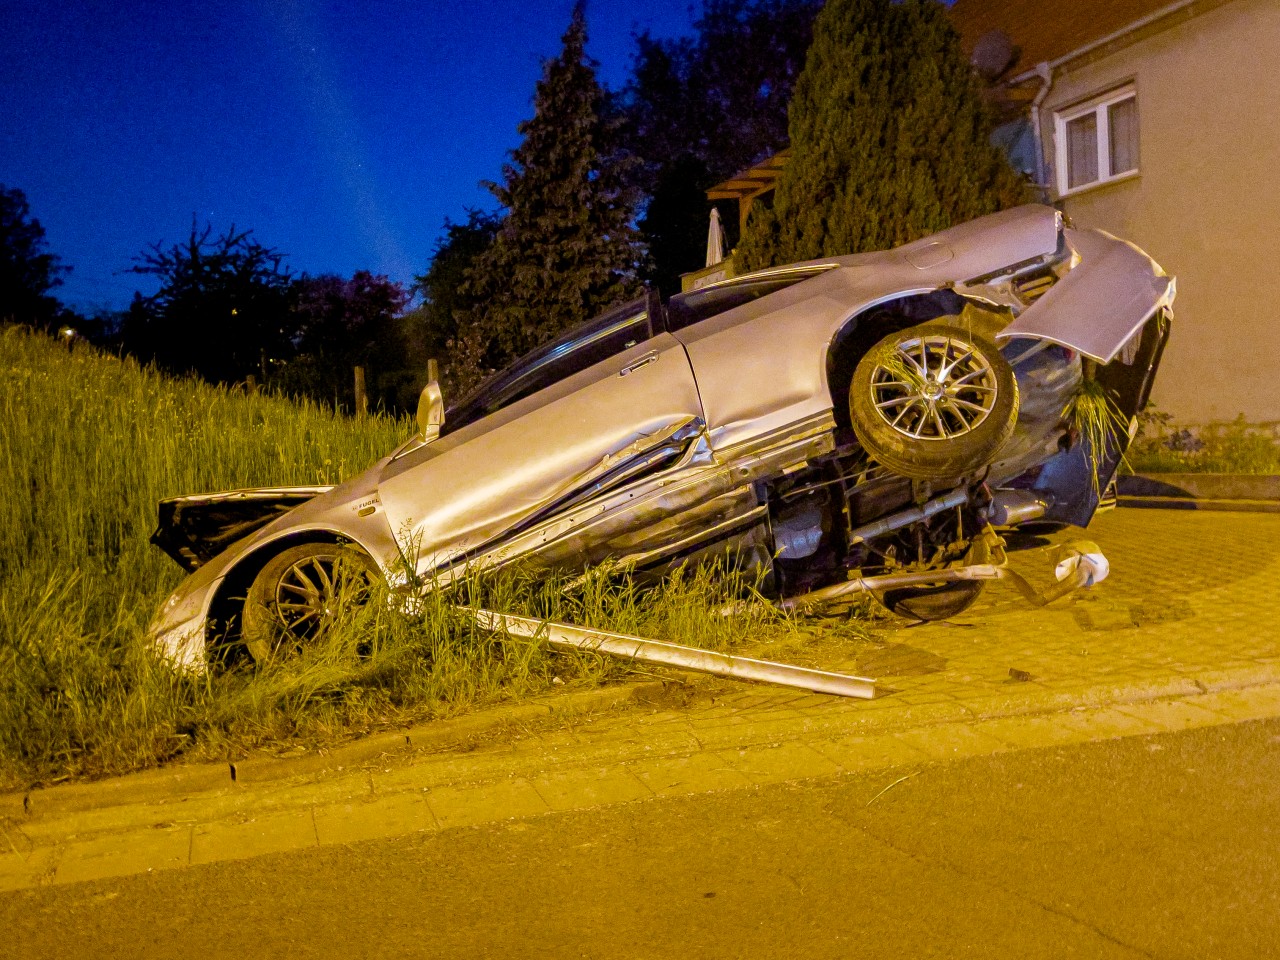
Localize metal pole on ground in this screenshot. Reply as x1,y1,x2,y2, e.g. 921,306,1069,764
470,608,877,700
354,366,368,417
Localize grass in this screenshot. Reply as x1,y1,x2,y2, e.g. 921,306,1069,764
1062,377,1131,495
0,327,811,789
1126,412,1280,475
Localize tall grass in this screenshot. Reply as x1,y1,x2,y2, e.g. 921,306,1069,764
0,328,791,788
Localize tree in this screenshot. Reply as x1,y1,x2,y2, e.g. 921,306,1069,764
736,0,1028,271
122,222,294,383
637,155,717,296
453,2,643,389
403,210,501,377
0,185,69,328
279,271,410,410
618,0,822,292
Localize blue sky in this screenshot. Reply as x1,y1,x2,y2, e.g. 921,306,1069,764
0,0,699,312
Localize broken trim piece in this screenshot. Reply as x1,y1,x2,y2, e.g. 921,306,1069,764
469,608,877,699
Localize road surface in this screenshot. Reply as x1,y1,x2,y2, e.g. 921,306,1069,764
4,717,1278,959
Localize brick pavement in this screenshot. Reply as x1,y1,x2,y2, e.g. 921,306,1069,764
2,509,1278,892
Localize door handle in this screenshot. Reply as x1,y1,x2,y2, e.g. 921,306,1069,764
619,351,658,377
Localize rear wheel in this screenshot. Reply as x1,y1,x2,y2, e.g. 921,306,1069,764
860,500,988,622
240,542,380,664
878,580,985,622
850,324,1017,482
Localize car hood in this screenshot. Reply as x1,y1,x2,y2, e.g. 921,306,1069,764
151,486,335,573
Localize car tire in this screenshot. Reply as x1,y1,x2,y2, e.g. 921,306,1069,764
877,580,985,622
240,542,380,664
850,323,1018,482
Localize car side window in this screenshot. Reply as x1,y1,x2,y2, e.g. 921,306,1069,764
665,268,835,332
445,298,654,435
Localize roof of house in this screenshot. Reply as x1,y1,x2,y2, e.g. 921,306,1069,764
947,0,1180,73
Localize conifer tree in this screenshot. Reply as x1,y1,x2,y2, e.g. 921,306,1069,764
619,0,821,293
737,0,1027,271
0,185,68,328
454,3,641,388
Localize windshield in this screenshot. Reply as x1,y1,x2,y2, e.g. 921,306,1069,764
444,296,653,435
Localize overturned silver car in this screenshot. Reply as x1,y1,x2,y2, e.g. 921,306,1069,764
150,205,1173,669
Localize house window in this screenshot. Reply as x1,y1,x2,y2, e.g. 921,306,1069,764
1054,86,1139,194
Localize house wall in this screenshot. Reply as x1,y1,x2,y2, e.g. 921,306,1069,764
1040,0,1280,423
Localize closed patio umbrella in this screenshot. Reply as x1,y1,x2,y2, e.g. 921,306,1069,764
705,207,725,267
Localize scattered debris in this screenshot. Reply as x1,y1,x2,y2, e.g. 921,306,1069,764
783,526,1110,616
865,772,918,807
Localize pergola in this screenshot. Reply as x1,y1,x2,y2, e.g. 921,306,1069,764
705,148,791,234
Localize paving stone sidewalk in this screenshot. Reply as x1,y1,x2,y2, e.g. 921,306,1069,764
3,509,1278,892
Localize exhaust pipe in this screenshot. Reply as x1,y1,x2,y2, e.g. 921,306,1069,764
987,489,1049,526
847,488,969,545
844,487,1049,549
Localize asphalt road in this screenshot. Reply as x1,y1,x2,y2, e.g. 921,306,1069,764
4,718,1278,959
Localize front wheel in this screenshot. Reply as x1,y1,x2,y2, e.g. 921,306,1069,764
240,542,380,664
850,324,1018,482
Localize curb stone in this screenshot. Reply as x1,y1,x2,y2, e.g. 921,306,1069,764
1118,495,1280,513
1118,472,1280,511
7,661,1280,826
1117,472,1280,501
1,680,667,821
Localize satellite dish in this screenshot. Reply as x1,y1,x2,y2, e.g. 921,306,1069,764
971,29,1019,80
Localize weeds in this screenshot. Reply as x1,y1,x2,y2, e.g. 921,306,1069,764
1127,411,1280,474
1062,377,1131,494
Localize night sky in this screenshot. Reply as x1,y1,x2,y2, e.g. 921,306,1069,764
0,0,699,313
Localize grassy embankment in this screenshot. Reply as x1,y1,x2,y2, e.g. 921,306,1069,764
0,327,798,789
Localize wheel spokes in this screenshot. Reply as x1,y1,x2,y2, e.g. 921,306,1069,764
871,334,998,440
270,554,373,638
875,395,916,410
946,396,992,416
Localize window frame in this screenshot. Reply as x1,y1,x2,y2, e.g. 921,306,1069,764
665,264,837,332
442,295,655,436
1053,84,1139,197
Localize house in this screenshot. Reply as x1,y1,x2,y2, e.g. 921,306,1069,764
948,0,1280,423
698,0,1279,423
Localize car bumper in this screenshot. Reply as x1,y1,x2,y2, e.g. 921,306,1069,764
149,567,225,672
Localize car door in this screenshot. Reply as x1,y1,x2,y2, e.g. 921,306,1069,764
377,301,705,573
667,267,850,452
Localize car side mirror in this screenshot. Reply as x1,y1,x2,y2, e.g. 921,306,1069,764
416,359,445,441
